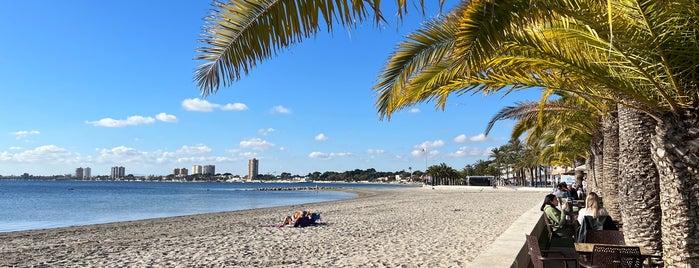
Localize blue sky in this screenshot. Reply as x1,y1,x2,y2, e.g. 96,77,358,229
0,1,539,177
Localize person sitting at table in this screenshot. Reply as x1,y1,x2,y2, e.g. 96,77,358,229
553,183,570,199
541,194,576,237
567,184,578,200
577,192,609,225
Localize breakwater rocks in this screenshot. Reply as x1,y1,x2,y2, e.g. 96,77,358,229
255,186,340,191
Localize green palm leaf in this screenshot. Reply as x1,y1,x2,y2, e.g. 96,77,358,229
195,0,382,95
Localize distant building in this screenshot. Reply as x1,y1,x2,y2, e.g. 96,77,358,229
192,165,203,175
173,168,188,177
75,167,84,179
83,167,91,179
248,158,259,181
110,166,125,179
203,165,215,175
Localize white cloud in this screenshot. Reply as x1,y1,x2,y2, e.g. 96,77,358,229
271,105,292,114
182,98,247,112
367,149,385,154
416,140,445,149
315,133,329,141
409,108,421,113
87,115,156,127
454,134,490,143
155,113,178,123
96,146,143,162
221,103,248,111
309,151,329,159
258,128,275,136
239,138,275,150
11,130,40,140
1,145,75,163
182,98,218,112
454,134,468,143
308,151,352,159
95,144,238,166
176,144,212,154
9,146,23,150
411,141,444,157
449,146,489,157
469,133,488,142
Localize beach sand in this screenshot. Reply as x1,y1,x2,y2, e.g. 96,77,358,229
0,186,545,267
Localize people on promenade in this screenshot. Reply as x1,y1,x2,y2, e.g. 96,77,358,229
541,194,576,237
577,192,609,225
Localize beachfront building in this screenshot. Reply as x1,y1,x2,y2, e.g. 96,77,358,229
203,165,215,175
248,158,258,181
83,167,91,180
75,167,92,179
173,168,188,177
192,165,203,175
110,166,125,179
75,167,83,179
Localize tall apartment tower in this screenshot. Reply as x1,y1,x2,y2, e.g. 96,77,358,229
203,165,215,175
83,167,91,179
192,165,203,175
248,158,259,181
173,167,188,177
75,167,84,179
111,166,125,179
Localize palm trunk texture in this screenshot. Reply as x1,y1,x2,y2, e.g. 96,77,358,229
602,112,622,221
588,128,604,195
651,109,699,267
617,104,663,258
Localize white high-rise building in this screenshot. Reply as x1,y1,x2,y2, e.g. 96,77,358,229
83,167,91,179
192,165,203,175
111,166,125,179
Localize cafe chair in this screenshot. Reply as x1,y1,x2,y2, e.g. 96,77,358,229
577,216,618,242
579,245,643,268
543,215,575,249
585,230,626,245
525,234,578,268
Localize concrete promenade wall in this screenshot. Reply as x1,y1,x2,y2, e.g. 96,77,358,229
457,186,549,267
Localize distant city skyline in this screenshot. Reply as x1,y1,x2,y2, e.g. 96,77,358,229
0,1,538,176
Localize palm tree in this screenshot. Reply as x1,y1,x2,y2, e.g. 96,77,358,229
371,2,695,263
426,163,459,186
489,147,505,184
193,0,698,264
485,96,599,185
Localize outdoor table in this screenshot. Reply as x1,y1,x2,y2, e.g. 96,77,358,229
575,243,662,265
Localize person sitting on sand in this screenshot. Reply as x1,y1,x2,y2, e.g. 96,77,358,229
278,211,302,226
293,211,312,227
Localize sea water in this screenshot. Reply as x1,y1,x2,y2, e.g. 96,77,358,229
0,180,403,233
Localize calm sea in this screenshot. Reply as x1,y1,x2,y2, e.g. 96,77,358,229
0,180,406,233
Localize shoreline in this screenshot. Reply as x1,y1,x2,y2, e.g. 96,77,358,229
0,187,546,267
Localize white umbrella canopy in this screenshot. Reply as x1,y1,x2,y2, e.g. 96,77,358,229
575,165,586,171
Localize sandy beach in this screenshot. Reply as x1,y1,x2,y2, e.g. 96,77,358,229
0,186,545,267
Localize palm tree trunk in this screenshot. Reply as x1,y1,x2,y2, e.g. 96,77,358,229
602,112,622,221
651,109,699,266
588,122,605,194
617,104,663,257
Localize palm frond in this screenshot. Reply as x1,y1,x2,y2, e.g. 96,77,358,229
195,0,381,95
